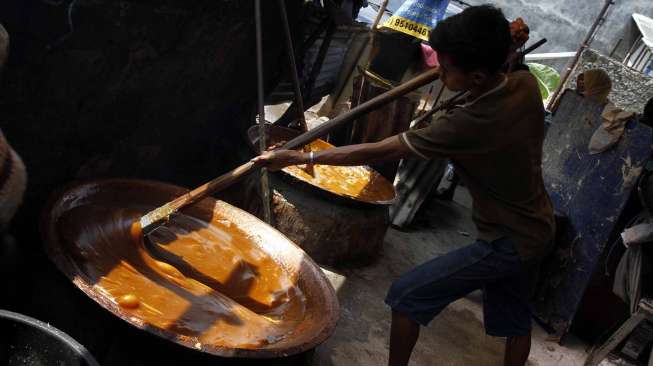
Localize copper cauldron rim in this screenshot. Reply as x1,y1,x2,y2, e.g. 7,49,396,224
41,178,340,359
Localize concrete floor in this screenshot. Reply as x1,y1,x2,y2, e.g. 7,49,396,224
313,187,590,366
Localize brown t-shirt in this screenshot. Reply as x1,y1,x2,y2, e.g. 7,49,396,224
399,70,555,260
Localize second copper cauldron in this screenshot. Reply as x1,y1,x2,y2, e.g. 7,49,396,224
42,179,339,359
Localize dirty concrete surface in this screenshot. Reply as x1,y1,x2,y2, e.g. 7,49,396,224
314,186,589,366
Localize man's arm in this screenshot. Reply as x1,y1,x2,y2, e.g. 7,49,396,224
251,135,418,171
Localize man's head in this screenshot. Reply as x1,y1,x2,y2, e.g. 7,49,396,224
429,5,511,91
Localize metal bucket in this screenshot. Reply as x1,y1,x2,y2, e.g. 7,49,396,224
41,179,339,359
0,309,100,366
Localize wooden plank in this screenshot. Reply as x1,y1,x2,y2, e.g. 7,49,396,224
534,90,653,337
583,309,647,366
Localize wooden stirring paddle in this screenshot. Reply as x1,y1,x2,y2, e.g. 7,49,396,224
138,67,440,233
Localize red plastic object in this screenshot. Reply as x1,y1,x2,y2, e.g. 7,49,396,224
420,43,439,69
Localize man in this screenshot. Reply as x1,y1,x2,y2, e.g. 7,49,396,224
254,5,554,366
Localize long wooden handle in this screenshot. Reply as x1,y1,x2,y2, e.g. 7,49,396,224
170,161,256,213
139,67,440,230
282,67,440,150
139,161,256,229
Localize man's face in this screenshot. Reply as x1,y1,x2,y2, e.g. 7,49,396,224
437,53,474,91
437,53,489,92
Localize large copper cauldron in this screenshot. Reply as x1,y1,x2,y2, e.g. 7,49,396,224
42,179,339,358
247,124,397,207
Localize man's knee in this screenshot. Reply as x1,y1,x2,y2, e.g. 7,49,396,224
386,277,408,306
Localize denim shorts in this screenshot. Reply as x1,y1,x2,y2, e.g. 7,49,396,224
385,237,533,337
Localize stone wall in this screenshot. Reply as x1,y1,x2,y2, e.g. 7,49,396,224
567,49,653,114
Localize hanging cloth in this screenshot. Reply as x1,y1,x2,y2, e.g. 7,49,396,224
588,102,635,155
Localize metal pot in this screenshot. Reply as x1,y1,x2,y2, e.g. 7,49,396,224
0,309,100,366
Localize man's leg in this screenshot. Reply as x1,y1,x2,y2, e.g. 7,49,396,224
385,241,500,366
482,239,535,366
504,332,531,366
388,311,420,366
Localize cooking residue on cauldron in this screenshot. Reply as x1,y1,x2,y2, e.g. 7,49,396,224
57,204,306,349
284,139,395,202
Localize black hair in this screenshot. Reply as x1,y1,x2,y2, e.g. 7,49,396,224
429,5,511,74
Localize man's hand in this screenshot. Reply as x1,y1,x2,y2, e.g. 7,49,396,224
251,149,305,171
252,135,416,171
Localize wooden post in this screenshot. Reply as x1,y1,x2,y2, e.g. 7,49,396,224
255,0,272,224
278,0,308,132
547,0,614,111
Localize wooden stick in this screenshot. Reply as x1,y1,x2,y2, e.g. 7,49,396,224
410,90,466,126
281,67,439,150
139,67,440,231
